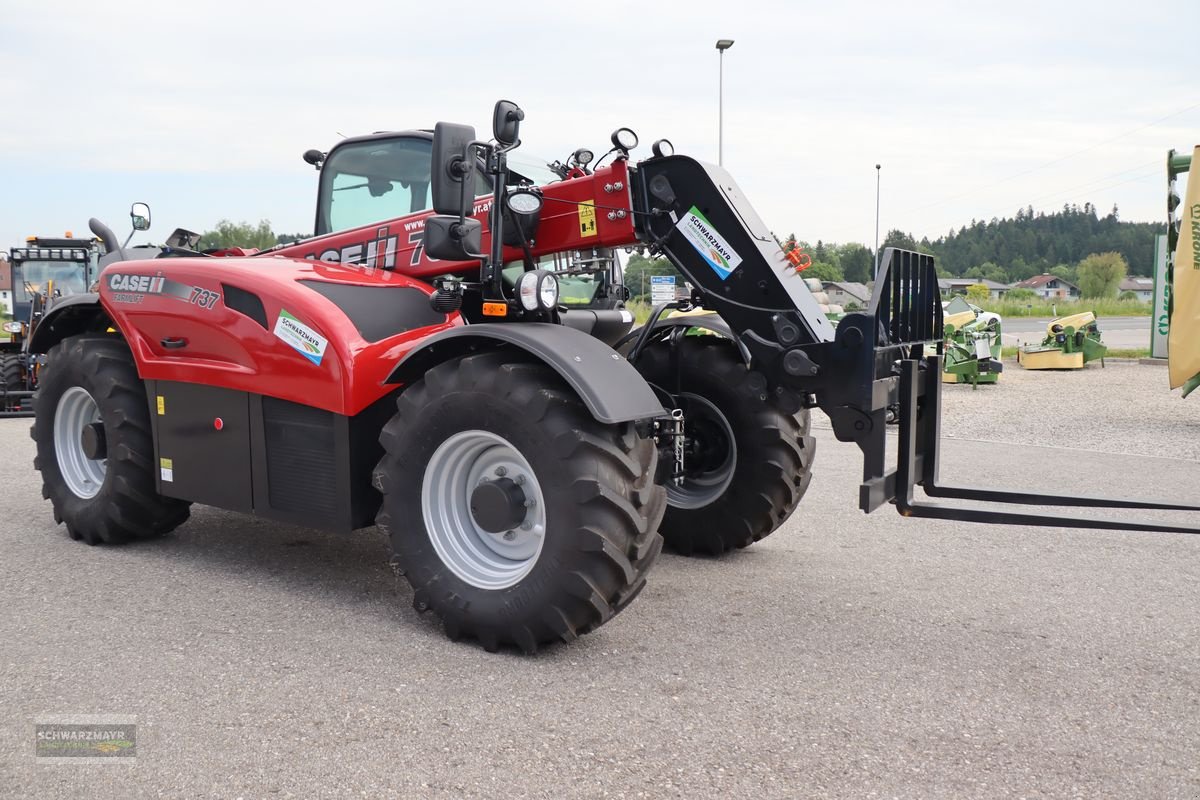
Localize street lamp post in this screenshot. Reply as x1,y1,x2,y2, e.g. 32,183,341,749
716,39,734,166
874,163,881,280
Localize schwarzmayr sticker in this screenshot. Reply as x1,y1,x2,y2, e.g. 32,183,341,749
676,206,743,280
274,309,328,365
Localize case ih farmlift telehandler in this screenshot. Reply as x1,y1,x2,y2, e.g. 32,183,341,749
24,101,1200,652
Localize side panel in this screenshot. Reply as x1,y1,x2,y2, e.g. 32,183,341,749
149,380,392,532
151,381,253,512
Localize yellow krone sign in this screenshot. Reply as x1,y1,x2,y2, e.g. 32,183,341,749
1169,145,1200,396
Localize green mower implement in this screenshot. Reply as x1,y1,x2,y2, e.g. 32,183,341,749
941,297,1002,388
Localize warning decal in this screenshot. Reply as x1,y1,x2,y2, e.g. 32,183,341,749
578,201,597,238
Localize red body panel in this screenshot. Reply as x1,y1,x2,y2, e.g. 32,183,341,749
99,162,637,418
99,257,461,417
269,161,638,276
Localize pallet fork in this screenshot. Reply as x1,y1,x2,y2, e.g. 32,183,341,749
850,251,1200,534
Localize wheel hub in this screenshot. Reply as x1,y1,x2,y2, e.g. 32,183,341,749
470,477,528,533
667,392,737,510
422,430,548,590
80,422,107,460
53,386,107,500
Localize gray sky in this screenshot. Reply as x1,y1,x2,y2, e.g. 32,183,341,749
1,0,1196,252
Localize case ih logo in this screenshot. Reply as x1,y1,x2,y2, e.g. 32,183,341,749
109,274,166,293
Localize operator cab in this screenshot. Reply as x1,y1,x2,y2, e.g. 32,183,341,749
7,239,99,341
314,132,562,238
309,129,632,326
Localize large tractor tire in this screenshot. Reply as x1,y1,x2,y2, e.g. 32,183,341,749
373,351,665,653
635,336,816,556
1,354,23,410
31,335,190,545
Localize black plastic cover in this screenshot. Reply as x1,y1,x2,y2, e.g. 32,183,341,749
385,323,666,424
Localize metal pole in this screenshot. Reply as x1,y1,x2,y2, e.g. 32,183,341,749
874,164,881,280
716,40,734,166
719,50,725,166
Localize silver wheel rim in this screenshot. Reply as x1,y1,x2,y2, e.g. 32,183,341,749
668,393,737,509
54,386,106,499
422,430,547,590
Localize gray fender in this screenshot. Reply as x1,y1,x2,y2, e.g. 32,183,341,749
386,323,667,424
27,293,112,354
615,312,751,364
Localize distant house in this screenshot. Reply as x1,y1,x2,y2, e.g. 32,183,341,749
821,281,871,308
0,257,11,317
1013,274,1080,300
938,277,1011,300
1118,276,1154,301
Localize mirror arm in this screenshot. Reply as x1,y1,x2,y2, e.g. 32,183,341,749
483,147,509,301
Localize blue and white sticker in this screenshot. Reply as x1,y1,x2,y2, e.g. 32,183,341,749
273,309,328,365
676,206,742,280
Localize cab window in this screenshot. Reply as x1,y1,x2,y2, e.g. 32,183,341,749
316,135,490,236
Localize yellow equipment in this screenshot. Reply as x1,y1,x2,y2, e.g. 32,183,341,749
1018,311,1106,370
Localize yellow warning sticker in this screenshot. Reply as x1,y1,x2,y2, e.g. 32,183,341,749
578,201,597,238
159,458,174,482
156,395,165,415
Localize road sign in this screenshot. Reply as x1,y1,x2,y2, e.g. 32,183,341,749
650,274,676,304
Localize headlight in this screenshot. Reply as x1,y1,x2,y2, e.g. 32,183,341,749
517,270,559,311
651,139,674,158
573,148,594,166
611,128,638,151
3,321,23,334
538,273,558,309
505,188,543,215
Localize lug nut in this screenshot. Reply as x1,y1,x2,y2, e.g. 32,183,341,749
503,531,516,541
515,475,526,486
524,498,537,508
495,466,507,477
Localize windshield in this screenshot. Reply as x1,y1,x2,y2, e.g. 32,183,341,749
15,261,88,303
316,134,566,235
505,153,563,187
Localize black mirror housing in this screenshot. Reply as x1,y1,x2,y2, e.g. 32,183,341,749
423,215,482,261
492,100,523,147
431,122,477,216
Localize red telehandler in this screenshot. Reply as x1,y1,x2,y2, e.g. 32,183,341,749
25,100,1200,652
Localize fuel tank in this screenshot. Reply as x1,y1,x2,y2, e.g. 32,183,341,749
99,255,460,416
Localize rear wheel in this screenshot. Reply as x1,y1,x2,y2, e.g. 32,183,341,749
1,354,23,411
32,335,190,545
373,351,665,653
636,336,816,555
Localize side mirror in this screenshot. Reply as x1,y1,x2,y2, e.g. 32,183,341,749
130,202,151,231
492,100,524,147
423,215,482,262
430,122,477,216
302,149,325,170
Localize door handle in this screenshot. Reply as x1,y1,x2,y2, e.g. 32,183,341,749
161,337,188,350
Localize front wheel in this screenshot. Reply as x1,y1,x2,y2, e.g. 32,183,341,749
635,336,816,555
373,351,665,653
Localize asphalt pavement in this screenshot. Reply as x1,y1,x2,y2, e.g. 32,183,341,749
1,371,1198,798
